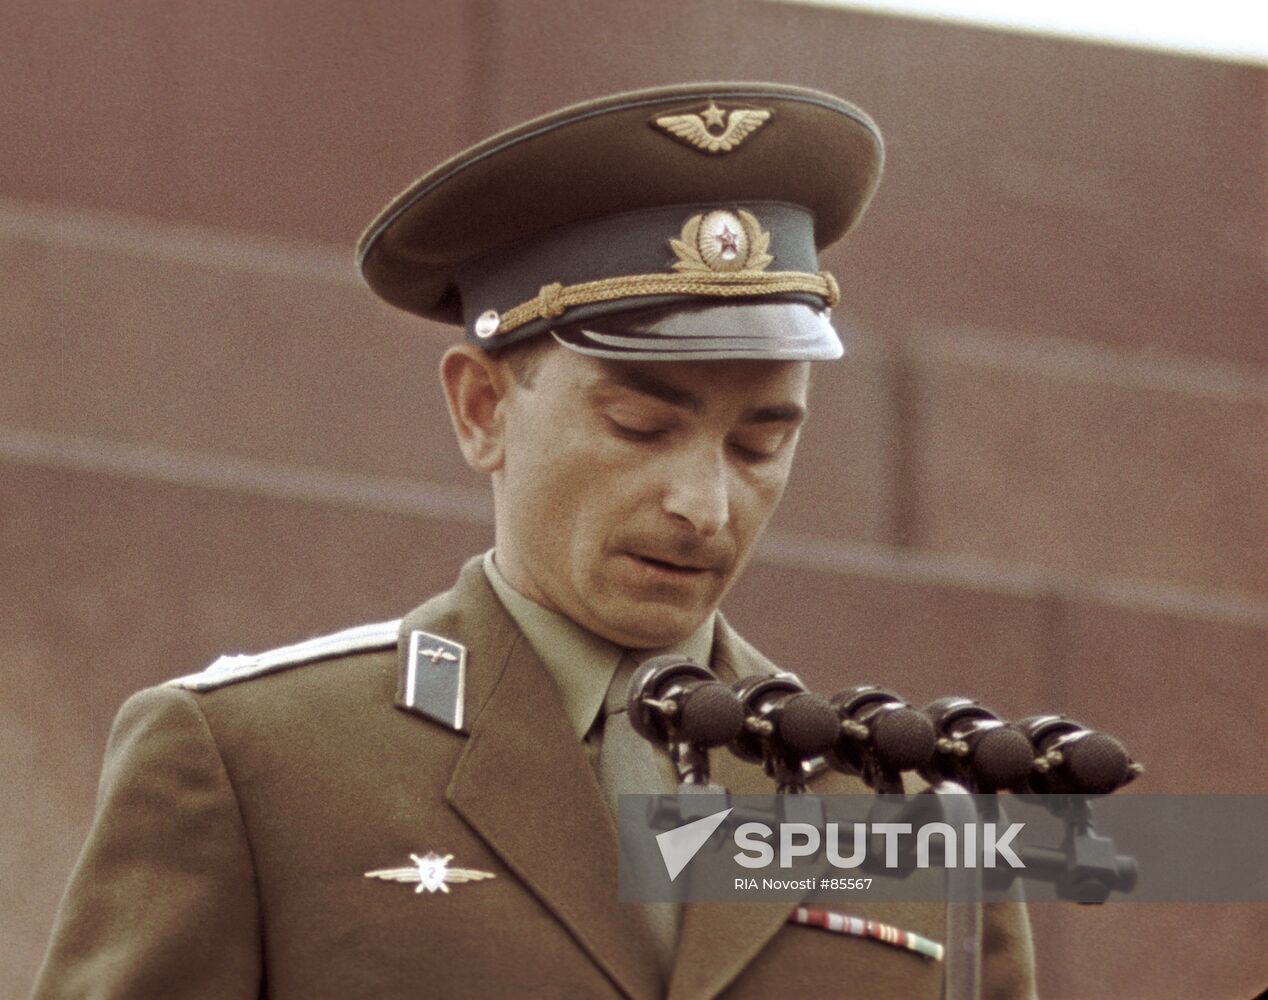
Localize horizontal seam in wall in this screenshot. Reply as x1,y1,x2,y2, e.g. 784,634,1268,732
4,195,1262,403
756,530,1268,629
2,197,1263,403
3,427,1265,630
0,197,356,286
913,325,1267,401
0,427,493,525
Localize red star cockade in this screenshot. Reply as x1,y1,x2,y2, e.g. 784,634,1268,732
716,224,740,255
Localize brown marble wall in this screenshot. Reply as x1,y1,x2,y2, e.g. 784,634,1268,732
3,1,1264,996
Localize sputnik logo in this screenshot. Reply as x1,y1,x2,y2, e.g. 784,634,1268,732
655,808,733,881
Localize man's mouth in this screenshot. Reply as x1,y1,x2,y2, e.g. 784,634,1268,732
626,552,714,575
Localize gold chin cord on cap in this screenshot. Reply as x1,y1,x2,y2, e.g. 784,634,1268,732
490,270,840,340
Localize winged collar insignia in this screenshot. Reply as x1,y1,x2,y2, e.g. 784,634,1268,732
365,852,497,894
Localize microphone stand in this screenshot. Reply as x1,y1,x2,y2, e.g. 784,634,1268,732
668,740,735,812
932,780,983,1000
667,738,717,789
638,714,1134,1000
1012,794,1137,903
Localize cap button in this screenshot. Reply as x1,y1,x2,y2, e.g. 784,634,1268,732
474,310,501,339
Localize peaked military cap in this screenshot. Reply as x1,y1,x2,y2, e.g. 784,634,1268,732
357,82,884,360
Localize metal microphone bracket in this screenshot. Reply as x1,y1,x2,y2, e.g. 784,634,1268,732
730,673,840,794
827,686,938,794
857,790,1136,901
1014,794,1137,903
1018,715,1143,796
627,657,745,788
669,742,715,788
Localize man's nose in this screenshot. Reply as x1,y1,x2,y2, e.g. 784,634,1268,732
661,450,729,536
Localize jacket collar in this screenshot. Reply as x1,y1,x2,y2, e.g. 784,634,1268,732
393,557,813,1000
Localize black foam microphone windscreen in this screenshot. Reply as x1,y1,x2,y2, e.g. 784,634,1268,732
871,706,939,772
774,691,842,755
678,681,746,748
968,725,1038,791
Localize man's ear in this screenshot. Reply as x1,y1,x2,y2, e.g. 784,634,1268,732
439,344,510,473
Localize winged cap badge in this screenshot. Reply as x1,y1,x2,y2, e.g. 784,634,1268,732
654,101,772,154
365,852,497,894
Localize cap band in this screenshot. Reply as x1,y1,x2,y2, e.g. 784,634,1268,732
458,200,833,347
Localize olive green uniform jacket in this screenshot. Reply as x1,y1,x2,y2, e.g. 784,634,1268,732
33,557,1034,999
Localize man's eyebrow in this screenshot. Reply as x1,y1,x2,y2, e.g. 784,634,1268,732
595,364,806,424
596,366,704,414
742,403,806,425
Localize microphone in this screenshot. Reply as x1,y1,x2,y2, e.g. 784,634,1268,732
627,656,745,787
922,696,1037,792
1018,715,1142,794
826,686,938,793
728,673,841,793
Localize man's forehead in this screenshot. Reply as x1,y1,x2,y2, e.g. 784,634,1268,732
596,355,808,388
558,349,810,417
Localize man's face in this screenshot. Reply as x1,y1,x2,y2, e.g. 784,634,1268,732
491,345,810,648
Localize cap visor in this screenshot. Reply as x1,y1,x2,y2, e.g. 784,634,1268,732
551,301,844,361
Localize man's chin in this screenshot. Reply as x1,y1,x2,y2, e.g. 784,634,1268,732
586,600,713,651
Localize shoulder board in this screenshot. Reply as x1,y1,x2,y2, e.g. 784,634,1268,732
166,618,402,692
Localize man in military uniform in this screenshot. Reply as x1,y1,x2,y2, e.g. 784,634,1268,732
33,83,1035,998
